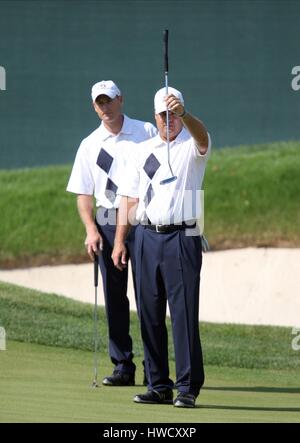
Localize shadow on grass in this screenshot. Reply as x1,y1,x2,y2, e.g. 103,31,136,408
199,404,300,413
203,386,300,394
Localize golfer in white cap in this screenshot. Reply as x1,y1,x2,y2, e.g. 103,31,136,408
112,87,211,408
67,80,157,386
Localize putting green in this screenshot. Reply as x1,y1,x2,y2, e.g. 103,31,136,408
0,341,299,423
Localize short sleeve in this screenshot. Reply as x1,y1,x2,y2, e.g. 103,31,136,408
66,142,94,195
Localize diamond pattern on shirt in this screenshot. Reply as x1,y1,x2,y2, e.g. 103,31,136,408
143,153,160,179
96,148,114,174
144,183,154,207
105,177,118,204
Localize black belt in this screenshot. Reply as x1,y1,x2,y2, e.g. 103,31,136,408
144,221,196,234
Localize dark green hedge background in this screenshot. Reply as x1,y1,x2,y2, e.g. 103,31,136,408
0,0,299,168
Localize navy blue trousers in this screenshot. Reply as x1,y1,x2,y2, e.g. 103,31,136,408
135,225,205,397
96,208,136,375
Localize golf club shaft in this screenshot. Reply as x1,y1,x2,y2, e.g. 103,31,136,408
164,29,168,73
165,71,170,154
93,253,99,384
164,29,175,178
94,252,99,287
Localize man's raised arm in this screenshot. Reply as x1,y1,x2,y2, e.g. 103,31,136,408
165,94,209,155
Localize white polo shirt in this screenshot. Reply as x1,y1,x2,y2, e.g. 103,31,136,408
66,115,157,208
118,128,211,225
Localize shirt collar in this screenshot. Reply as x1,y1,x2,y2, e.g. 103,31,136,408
98,114,132,141
154,127,189,148
120,115,133,135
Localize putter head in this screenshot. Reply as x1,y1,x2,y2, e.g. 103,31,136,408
160,176,177,185
91,380,99,388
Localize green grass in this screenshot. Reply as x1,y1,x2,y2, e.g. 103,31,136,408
0,141,299,267
1,341,299,423
0,164,83,267
1,283,299,423
204,141,300,248
1,281,299,370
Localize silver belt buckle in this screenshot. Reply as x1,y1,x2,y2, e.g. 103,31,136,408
155,224,163,233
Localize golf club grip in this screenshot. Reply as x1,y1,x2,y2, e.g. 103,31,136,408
164,29,169,73
94,254,99,287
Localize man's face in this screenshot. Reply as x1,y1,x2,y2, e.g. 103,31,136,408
155,111,183,141
93,94,123,123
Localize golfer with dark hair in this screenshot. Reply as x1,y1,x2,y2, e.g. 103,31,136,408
112,87,211,408
67,80,156,386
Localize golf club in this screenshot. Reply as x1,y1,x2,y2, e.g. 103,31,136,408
160,29,177,185
91,251,99,388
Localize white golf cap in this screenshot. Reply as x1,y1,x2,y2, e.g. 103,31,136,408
154,86,184,114
91,80,121,101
